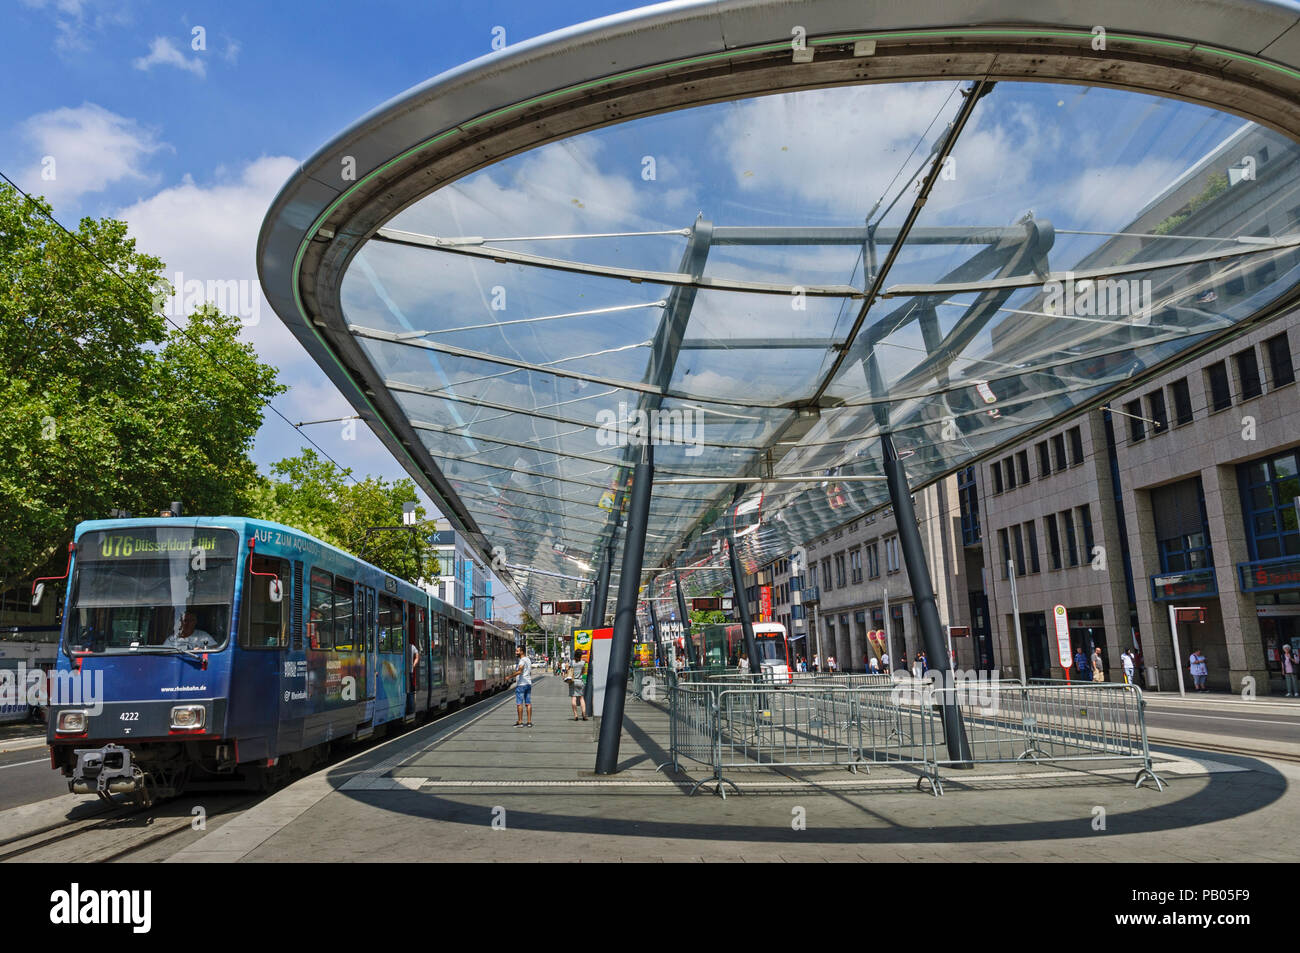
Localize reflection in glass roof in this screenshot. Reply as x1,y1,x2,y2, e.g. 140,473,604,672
337,79,1300,617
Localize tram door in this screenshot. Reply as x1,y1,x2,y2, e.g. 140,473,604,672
362,586,375,723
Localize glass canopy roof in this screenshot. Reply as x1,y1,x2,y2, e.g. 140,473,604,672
335,78,1300,617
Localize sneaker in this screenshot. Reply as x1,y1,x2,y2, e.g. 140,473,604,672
527,723,534,728
513,722,523,727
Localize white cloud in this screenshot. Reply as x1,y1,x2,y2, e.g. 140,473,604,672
20,0,131,52
19,102,166,204
133,36,205,77
113,156,433,491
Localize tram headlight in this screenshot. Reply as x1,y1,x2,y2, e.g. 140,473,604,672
170,706,205,729
56,710,88,733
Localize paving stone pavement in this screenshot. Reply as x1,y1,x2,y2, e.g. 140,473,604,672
166,674,1299,862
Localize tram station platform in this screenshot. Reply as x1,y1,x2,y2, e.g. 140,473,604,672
165,676,1300,863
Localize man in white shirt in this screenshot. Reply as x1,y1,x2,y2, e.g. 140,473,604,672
880,651,890,674
513,646,533,727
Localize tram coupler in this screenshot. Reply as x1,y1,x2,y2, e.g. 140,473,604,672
70,744,141,797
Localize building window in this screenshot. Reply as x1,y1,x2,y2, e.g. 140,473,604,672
1125,399,1145,443
1206,360,1232,412
1147,390,1168,435
849,548,863,584
1036,441,1051,478
1012,525,1026,577
885,537,901,573
1004,457,1017,490
1152,477,1213,571
1017,450,1031,485
1159,533,1214,572
1025,521,1041,574
991,461,1004,494
1234,347,1263,401
998,529,1011,579
834,552,847,588
1068,427,1084,466
1170,378,1193,426
867,542,880,579
958,466,981,545
1061,510,1080,567
1265,332,1295,388
1078,504,1095,564
1239,449,1300,560
821,558,832,591
1045,513,1062,571
1052,433,1068,470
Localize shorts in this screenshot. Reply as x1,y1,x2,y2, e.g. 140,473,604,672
515,683,532,705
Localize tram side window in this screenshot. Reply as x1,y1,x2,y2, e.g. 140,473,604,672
334,577,355,650
378,595,404,654
431,613,443,651
309,569,334,650
242,556,288,649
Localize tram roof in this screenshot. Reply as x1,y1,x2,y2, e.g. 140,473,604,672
258,0,1300,621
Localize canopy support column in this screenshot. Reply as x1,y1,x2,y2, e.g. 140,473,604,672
727,514,761,673
880,431,972,766
595,443,654,774
674,571,698,668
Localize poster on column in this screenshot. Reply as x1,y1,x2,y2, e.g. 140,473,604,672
589,627,614,716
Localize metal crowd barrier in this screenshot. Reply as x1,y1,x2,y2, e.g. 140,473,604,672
658,674,1163,798
926,680,1164,791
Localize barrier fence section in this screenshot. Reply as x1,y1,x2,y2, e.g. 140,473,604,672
923,680,1164,791
655,674,1164,798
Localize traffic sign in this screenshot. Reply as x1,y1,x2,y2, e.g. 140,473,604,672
1052,605,1072,668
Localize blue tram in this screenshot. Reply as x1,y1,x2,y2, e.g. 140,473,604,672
45,517,514,802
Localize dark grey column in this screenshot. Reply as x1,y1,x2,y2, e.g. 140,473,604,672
595,444,654,774
880,431,972,765
674,571,698,667
727,523,761,672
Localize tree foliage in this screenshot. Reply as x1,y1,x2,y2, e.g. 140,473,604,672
246,449,440,584
0,185,283,590
689,589,729,627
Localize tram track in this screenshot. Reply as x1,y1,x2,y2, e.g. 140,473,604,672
0,685,519,861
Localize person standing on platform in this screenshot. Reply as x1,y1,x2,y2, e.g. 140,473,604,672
1074,646,1090,681
1091,646,1106,682
880,651,890,675
1282,645,1298,697
568,651,588,720
1120,649,1136,685
1189,649,1209,692
869,654,880,674
512,646,533,727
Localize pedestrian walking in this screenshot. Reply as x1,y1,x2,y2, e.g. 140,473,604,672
737,653,750,674
1189,648,1208,692
917,651,928,676
1091,646,1105,683
812,653,820,673
868,654,880,674
568,650,588,720
512,646,533,727
880,651,890,675
1282,646,1298,697
1120,649,1136,685
1074,646,1090,681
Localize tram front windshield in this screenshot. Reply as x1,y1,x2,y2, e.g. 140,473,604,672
67,528,237,654
754,635,785,662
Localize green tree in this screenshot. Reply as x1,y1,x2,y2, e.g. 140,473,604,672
247,449,440,583
0,185,283,593
689,589,729,627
